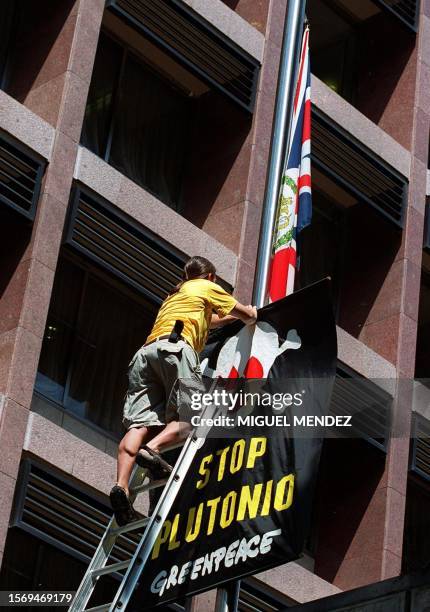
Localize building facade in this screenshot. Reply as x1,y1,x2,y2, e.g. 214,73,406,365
0,0,430,609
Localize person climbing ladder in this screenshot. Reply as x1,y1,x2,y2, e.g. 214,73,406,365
110,255,257,526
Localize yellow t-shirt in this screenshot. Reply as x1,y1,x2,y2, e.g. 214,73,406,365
146,279,237,353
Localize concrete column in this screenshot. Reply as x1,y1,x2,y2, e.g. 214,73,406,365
316,1,430,590
187,589,218,612
220,0,269,34
0,0,104,563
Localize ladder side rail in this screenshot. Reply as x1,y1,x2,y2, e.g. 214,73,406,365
68,514,118,612
70,381,220,612
110,381,221,611
69,466,145,612
109,433,202,611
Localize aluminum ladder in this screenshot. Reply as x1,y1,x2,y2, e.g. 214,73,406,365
68,433,202,612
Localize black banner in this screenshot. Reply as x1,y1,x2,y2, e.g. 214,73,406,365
129,279,337,609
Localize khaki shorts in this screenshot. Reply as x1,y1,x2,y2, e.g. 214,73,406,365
123,339,202,430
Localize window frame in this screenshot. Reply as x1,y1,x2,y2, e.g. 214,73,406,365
410,412,430,482
64,186,188,304
106,0,259,113
35,251,158,439
424,200,430,251
7,458,185,610
80,28,199,211
309,0,361,105
312,108,408,229
295,187,349,322
373,0,420,32
0,131,46,222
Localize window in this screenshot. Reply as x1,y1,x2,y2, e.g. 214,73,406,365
0,133,45,222
0,528,182,612
403,479,430,573
81,12,252,227
313,438,386,585
296,166,402,339
295,189,347,315
307,0,358,102
0,529,119,610
415,265,430,384
3,460,182,612
36,255,156,436
0,0,16,88
308,0,415,127
81,31,194,211
312,109,407,229
1,0,77,102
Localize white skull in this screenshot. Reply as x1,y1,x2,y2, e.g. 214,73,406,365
201,322,301,378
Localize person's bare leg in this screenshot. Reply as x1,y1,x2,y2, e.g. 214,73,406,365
146,421,192,453
117,426,162,494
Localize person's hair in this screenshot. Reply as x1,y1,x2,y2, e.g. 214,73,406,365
170,256,216,295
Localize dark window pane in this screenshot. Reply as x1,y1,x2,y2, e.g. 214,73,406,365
0,0,16,88
36,319,74,402
36,260,85,402
415,271,430,381
49,258,85,324
0,529,118,611
0,529,37,590
36,257,155,435
109,54,193,209
403,481,430,572
312,38,355,99
296,192,345,307
81,32,123,158
307,0,357,103
65,277,150,433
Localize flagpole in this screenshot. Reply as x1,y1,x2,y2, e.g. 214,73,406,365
252,0,307,309
212,3,307,611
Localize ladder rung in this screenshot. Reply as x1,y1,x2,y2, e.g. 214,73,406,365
110,516,149,536
72,433,202,612
130,478,168,495
91,559,131,578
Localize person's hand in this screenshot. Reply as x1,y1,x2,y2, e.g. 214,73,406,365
230,303,258,326
245,305,258,325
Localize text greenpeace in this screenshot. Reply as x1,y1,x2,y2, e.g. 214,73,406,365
151,529,282,597
149,437,293,599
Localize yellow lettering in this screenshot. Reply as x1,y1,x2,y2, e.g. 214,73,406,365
220,491,236,528
196,454,213,489
216,447,230,481
261,479,273,516
185,503,204,542
151,520,171,560
230,440,245,473
168,514,181,551
237,484,263,521
274,474,294,511
206,497,221,535
246,438,267,468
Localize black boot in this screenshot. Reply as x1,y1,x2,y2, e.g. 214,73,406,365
135,445,173,480
109,485,138,526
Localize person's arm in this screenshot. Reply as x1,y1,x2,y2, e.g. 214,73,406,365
231,303,257,325
206,282,257,327
210,313,237,328
210,303,257,328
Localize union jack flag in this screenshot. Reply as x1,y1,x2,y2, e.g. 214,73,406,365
268,26,312,302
